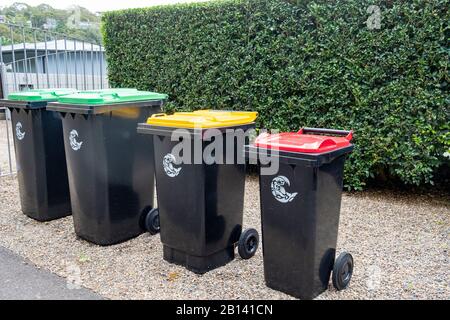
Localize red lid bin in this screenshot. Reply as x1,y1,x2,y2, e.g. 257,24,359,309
245,127,355,300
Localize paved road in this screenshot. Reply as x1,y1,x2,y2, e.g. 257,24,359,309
0,246,103,300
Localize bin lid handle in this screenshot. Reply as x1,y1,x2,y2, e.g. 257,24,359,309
151,113,167,118
298,128,353,141
99,92,119,98
173,113,218,122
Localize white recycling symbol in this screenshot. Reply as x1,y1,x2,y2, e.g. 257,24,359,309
16,122,25,140
163,153,182,178
69,130,83,151
271,176,298,204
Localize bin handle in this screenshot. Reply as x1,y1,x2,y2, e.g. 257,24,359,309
202,115,218,121
93,92,121,101
298,128,353,141
99,92,119,97
150,113,167,118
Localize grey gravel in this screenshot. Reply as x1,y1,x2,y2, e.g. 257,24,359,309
0,173,448,300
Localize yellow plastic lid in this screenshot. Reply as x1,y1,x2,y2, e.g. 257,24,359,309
147,110,258,128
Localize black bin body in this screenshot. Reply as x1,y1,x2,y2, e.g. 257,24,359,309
48,101,163,245
3,100,71,221
138,124,254,273
246,130,353,300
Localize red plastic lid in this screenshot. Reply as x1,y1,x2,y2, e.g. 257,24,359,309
254,128,353,154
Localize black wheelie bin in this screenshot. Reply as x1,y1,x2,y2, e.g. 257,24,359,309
246,128,355,299
47,89,167,245
1,89,76,221
138,110,260,273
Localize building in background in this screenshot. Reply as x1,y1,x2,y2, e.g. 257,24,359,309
0,39,107,93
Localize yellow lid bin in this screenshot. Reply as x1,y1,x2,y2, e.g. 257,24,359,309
147,110,258,128
138,109,261,273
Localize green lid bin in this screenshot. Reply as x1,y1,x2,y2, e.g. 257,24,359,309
46,88,168,245
0,88,77,221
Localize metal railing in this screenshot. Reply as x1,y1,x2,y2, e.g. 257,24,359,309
0,106,15,177
1,22,108,93
0,22,109,177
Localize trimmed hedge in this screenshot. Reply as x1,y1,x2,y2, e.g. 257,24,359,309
102,0,449,190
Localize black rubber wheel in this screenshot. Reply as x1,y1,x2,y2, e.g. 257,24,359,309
332,252,354,291
145,208,160,235
238,228,259,260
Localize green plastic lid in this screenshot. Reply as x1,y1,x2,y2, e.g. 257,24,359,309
57,89,168,105
7,88,77,102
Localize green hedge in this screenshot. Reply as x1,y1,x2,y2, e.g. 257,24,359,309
102,0,449,190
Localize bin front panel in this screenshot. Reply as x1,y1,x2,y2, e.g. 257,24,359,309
11,108,46,216
41,109,72,218
259,162,317,299
61,105,158,245
154,133,247,257
153,136,206,255
312,155,346,296
204,139,245,254
62,113,108,241
9,107,71,221
260,155,347,299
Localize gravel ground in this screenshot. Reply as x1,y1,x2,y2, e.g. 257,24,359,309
0,173,448,300
0,120,16,176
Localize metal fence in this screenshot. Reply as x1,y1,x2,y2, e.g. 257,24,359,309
0,109,14,177
0,22,109,177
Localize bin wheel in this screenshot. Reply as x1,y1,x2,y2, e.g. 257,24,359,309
238,228,259,260
332,252,354,291
145,208,160,235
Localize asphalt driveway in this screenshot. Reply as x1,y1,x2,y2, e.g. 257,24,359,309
0,246,103,300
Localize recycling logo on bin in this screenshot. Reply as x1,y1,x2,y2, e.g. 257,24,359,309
271,176,298,203
69,130,83,151
163,153,181,178
15,122,25,141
